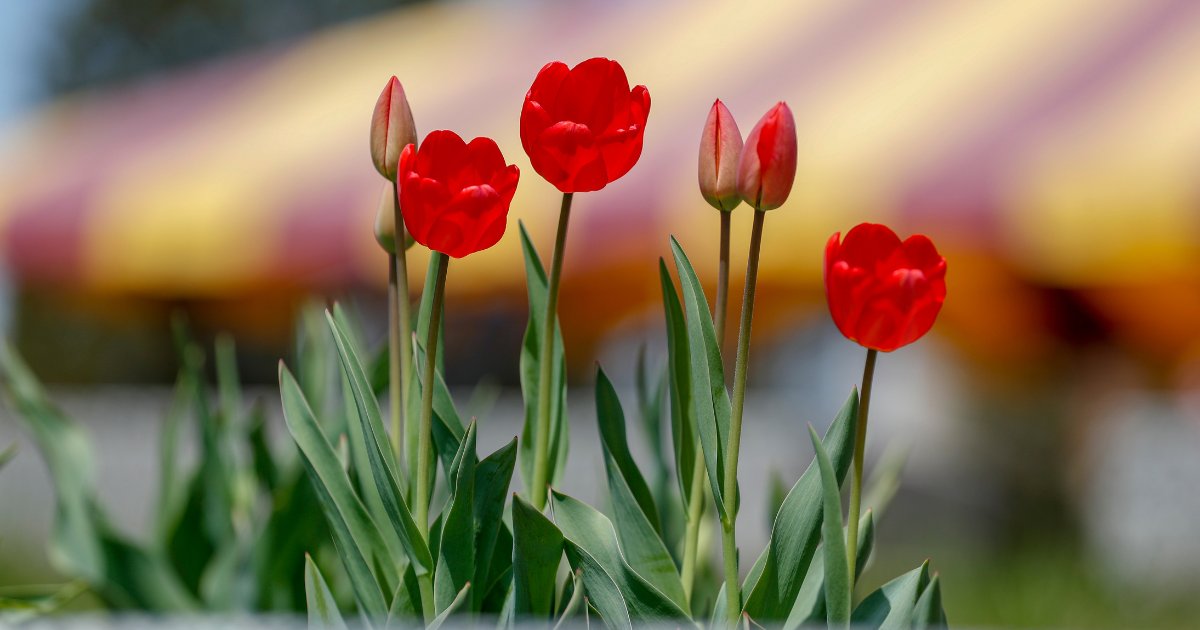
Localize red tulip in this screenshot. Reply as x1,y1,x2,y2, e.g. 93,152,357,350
698,99,744,212
520,57,651,193
398,130,520,258
371,76,418,181
825,223,947,352
737,102,796,210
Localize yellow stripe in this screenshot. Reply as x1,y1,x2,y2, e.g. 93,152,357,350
1004,13,1200,284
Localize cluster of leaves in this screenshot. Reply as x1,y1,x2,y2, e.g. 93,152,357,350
1,231,948,627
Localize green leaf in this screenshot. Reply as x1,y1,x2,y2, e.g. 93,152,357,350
563,543,631,630
327,310,434,581
601,450,688,612
511,493,563,617
668,238,732,521
411,333,466,477
741,389,859,620
435,421,477,612
387,563,425,623
659,260,697,513
0,443,15,473
518,222,569,495
427,582,471,630
809,425,850,627
914,574,947,630
852,562,931,629
594,367,659,531
305,555,348,630
782,511,874,630
550,490,689,622
279,363,391,618
474,438,518,610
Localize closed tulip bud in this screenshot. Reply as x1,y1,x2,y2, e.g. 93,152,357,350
373,184,413,253
698,99,743,212
737,102,796,211
370,76,417,181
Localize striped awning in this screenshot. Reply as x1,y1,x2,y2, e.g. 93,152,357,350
0,0,1197,303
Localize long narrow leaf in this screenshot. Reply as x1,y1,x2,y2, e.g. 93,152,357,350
809,425,850,627
427,583,472,630
512,494,563,617
305,555,348,629
782,511,875,630
594,368,659,530
279,363,390,617
658,260,696,511
851,562,931,629
474,438,518,609
435,422,477,612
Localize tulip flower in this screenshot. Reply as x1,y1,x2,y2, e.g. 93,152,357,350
521,57,651,193
398,130,520,259
371,76,418,181
823,221,947,592
824,223,947,353
699,99,743,213
737,102,796,211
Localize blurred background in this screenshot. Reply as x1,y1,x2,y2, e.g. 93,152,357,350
2,0,1200,626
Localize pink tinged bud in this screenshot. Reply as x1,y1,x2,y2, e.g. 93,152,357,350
373,183,413,254
698,99,744,212
736,102,797,211
370,76,417,181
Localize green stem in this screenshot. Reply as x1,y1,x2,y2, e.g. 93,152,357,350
415,252,449,540
531,192,574,510
716,211,731,353
387,255,403,464
392,180,417,494
679,445,707,607
417,571,436,624
845,348,877,592
722,208,766,625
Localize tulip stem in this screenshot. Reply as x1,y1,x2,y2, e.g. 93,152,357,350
716,211,731,354
722,208,767,624
531,192,574,511
845,347,877,593
392,180,417,488
387,255,404,469
415,252,449,542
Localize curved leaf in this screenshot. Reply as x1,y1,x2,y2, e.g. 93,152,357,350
305,555,348,629
852,562,931,629
914,574,947,630
512,493,563,617
782,511,875,630
474,438,518,609
435,422,477,612
809,425,850,627
595,368,659,530
659,260,697,512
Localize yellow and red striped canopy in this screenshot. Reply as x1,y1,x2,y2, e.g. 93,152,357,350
0,0,1197,302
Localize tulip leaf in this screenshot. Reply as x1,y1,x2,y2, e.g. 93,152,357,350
428,582,472,630
473,438,518,606
809,425,850,626
512,493,564,616
658,260,698,514
563,542,632,630
279,363,391,617
783,511,875,630
594,367,659,531
411,329,466,471
741,389,859,620
517,221,570,496
549,490,690,622
435,421,476,612
327,310,434,579
305,555,348,629
851,562,931,629
914,574,948,630
0,341,195,611
668,238,732,522
601,450,689,612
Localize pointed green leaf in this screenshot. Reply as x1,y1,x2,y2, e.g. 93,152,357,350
594,367,659,530
783,511,875,630
518,222,569,495
914,574,947,630
668,239,732,521
435,422,477,612
742,389,859,619
279,363,390,617
563,543,632,630
512,493,563,616
427,582,471,630
550,491,689,622
852,562,931,629
305,555,348,629
659,260,697,511
474,438,518,609
327,310,434,579
601,450,688,612
809,425,850,627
